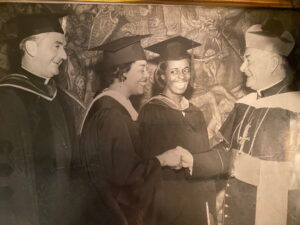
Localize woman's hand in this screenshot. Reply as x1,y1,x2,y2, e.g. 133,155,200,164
156,146,194,174
156,147,182,168
178,146,194,175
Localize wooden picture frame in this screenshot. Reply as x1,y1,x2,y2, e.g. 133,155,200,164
0,1,299,225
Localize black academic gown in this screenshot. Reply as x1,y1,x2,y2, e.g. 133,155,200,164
192,79,300,225
138,96,216,225
80,94,162,225
0,68,76,225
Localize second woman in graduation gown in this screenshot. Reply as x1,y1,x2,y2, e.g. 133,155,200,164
139,36,217,225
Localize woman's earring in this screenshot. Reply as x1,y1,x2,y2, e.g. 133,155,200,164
119,80,124,88
119,75,126,87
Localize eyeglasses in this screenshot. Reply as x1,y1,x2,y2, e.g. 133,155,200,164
168,67,191,76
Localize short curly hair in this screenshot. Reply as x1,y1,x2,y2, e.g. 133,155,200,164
102,62,133,88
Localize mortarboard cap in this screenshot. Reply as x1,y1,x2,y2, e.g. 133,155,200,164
1,13,65,42
89,35,150,69
145,36,201,61
245,19,295,56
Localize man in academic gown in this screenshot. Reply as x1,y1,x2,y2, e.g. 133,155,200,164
181,19,300,225
0,14,78,225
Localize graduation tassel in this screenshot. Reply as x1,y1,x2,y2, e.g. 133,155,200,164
206,201,211,225
191,40,195,87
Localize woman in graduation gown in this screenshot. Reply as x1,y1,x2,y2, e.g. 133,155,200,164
79,35,190,225
138,36,217,225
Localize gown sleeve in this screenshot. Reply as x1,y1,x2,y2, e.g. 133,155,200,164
191,104,240,179
0,88,39,225
138,103,161,159
191,142,232,178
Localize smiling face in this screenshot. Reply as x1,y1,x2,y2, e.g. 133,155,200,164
240,47,275,91
162,58,191,98
32,32,67,79
123,60,149,96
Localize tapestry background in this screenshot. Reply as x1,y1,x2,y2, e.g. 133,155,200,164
1,3,299,138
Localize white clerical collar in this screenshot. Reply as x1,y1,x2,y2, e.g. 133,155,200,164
257,78,284,97
44,78,50,85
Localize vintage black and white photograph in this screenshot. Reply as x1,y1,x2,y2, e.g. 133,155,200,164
0,1,299,225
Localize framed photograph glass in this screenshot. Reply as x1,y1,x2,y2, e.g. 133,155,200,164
0,1,299,225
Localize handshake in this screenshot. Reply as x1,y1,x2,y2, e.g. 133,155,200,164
156,146,194,175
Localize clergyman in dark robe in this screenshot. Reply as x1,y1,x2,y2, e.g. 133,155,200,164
0,14,78,225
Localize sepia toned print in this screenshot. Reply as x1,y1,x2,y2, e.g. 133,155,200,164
0,1,299,225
